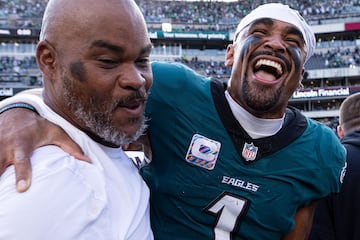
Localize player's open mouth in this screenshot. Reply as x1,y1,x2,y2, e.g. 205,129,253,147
253,59,283,81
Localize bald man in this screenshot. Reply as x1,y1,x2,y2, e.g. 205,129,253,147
0,0,153,239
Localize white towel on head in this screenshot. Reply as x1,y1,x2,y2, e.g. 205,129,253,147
234,3,315,63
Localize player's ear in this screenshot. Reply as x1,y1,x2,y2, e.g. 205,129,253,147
225,44,235,67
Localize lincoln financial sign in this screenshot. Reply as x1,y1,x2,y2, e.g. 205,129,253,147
292,87,350,99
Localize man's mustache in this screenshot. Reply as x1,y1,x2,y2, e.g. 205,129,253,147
114,90,148,108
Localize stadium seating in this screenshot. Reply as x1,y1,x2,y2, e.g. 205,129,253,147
1,0,360,129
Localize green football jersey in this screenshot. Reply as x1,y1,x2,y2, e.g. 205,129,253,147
141,61,346,240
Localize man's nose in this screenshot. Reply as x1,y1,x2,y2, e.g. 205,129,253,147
264,36,286,53
119,64,146,90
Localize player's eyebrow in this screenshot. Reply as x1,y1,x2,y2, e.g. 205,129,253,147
249,18,304,41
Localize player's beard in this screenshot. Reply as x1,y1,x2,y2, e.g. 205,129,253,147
242,74,283,112
62,75,147,146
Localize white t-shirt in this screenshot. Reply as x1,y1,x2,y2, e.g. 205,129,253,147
0,145,153,240
0,93,153,240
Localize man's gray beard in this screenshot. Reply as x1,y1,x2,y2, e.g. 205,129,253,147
62,77,147,146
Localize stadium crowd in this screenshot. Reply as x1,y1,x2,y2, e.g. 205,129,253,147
137,0,360,31
0,55,36,73
0,40,359,85
323,46,360,68
0,0,360,29
0,0,360,84
1,33,360,84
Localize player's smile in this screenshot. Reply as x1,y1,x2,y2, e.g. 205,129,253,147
250,55,287,85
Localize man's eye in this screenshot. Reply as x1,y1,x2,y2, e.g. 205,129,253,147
136,58,150,65
97,58,119,69
99,59,117,64
252,29,267,35
286,38,301,46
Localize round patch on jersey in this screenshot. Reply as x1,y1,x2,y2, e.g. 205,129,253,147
185,134,221,170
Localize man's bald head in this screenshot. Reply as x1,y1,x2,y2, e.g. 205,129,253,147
36,0,153,146
39,0,145,47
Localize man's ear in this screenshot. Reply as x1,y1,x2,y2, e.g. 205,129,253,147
225,44,235,67
337,125,345,139
36,40,56,75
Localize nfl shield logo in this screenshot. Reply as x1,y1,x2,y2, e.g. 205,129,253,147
242,142,258,162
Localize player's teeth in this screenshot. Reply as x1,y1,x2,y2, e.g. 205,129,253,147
255,59,283,75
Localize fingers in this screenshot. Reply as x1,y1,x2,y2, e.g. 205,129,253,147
12,137,37,192
14,159,32,193
44,120,91,163
0,107,90,194
0,109,38,192
57,139,91,163
0,145,32,193
12,129,38,192
0,157,29,193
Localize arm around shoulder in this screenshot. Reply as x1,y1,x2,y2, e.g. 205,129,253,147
0,90,88,192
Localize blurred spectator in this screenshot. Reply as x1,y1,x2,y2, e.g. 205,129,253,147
309,92,360,240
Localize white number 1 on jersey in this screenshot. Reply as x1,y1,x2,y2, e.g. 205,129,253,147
205,192,249,240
